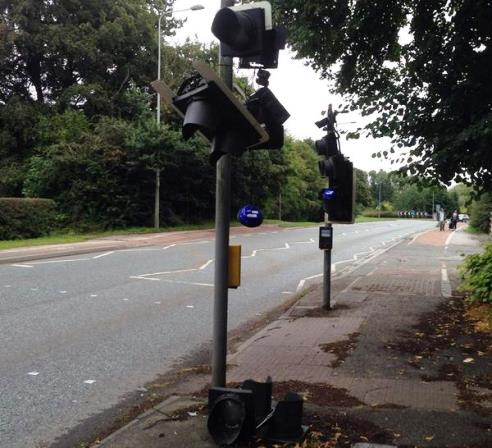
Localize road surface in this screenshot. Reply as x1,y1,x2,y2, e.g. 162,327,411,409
0,219,435,447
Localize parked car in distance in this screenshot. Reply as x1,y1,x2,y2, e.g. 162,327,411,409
458,213,469,222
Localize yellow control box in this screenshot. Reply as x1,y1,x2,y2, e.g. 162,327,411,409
228,245,241,288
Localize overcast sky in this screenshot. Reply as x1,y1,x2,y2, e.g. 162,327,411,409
168,0,395,173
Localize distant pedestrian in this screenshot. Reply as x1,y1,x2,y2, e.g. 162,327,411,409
439,209,446,231
449,210,458,230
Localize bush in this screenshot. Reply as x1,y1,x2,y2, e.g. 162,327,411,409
0,198,58,240
361,210,430,219
459,243,492,304
469,193,492,233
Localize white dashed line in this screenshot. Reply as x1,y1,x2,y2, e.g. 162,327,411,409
441,265,452,297
296,273,323,291
162,244,177,250
84,380,96,384
92,251,114,259
130,276,160,281
11,264,33,268
160,279,213,287
199,259,214,270
31,258,89,265
445,231,455,246
27,371,39,376
59,290,67,294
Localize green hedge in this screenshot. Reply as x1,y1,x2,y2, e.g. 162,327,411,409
459,243,492,304
0,198,58,240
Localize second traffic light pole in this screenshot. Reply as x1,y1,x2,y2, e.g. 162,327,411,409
212,0,234,388
323,106,336,310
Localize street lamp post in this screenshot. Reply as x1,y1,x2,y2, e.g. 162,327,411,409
154,4,205,228
378,182,382,218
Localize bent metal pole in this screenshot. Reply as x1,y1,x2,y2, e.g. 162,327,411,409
211,0,234,388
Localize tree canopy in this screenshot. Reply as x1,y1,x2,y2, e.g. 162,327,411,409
272,0,492,191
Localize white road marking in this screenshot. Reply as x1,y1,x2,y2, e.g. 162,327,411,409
292,238,315,244
90,294,98,297
84,380,96,384
180,240,209,246
11,264,33,268
199,259,213,270
4,284,11,287
154,301,161,304
28,371,39,376
129,276,160,281
242,242,290,259
122,298,129,301
281,291,293,294
92,251,114,259
59,290,67,294
445,231,455,246
161,279,213,287
441,266,452,297
30,257,90,265
186,305,195,309
296,273,323,291
119,248,160,252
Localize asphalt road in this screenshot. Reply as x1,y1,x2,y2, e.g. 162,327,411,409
0,219,435,448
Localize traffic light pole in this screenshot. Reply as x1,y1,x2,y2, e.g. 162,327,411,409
211,0,234,389
323,220,332,310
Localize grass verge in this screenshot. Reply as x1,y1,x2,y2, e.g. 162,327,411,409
0,224,217,250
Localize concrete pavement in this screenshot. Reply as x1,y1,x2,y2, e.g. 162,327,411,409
90,224,491,448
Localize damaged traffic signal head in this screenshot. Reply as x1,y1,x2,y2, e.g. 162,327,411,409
211,1,287,69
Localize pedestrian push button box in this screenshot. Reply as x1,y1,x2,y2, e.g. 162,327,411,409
319,225,333,250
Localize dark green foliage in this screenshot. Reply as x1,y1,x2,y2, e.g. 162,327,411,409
0,197,58,239
272,0,492,190
459,243,492,304
469,193,492,233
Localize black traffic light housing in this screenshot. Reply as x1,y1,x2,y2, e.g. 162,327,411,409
151,61,269,164
315,133,338,158
211,2,287,69
322,154,355,224
212,6,265,58
246,71,290,150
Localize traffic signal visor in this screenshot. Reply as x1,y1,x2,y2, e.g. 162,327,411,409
211,2,272,58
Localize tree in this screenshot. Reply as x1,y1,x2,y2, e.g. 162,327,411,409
368,170,394,206
272,0,492,191
0,0,176,196
355,168,372,211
